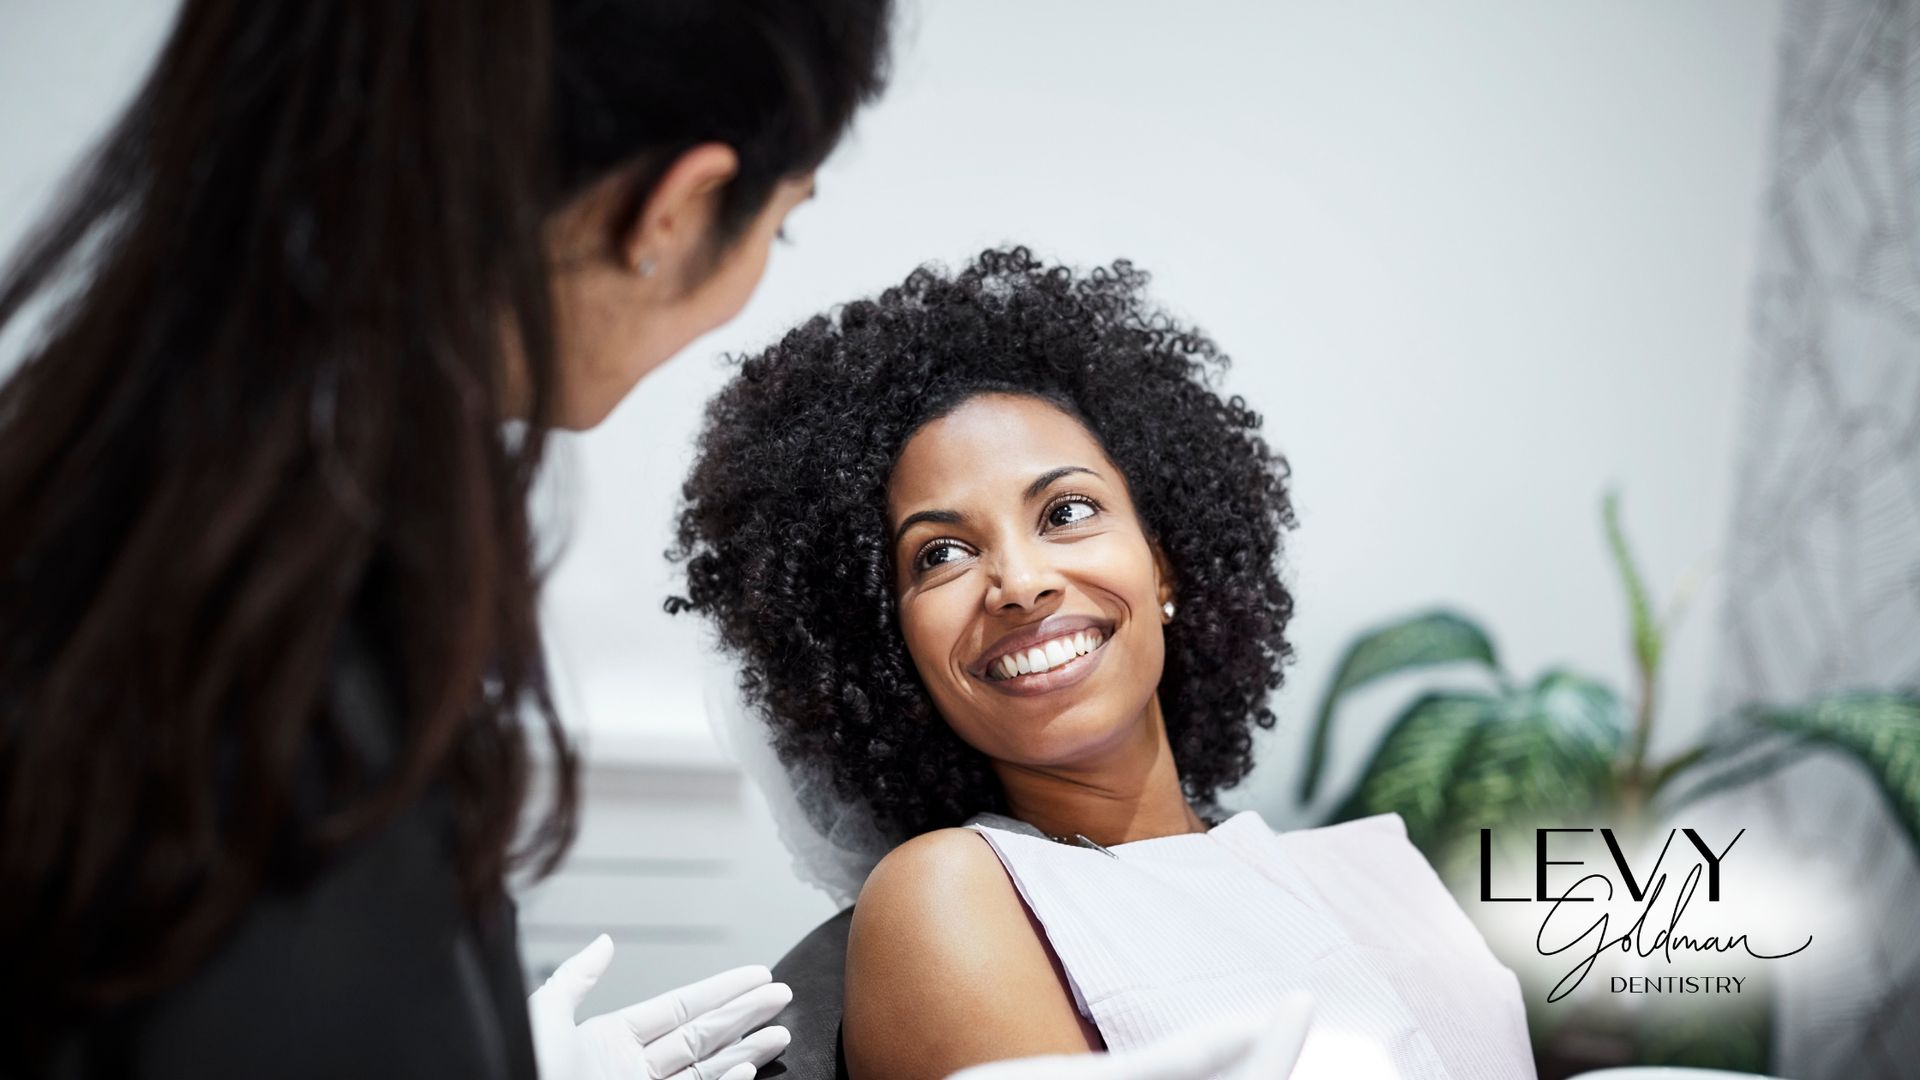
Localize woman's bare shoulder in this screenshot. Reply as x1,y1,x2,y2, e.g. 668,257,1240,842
844,828,1098,1080
857,826,1011,919
846,829,1031,1005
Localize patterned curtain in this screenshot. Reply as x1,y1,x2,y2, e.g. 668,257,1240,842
1722,0,1920,1073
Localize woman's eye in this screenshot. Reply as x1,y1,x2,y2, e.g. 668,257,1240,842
915,541,970,573
1046,499,1097,529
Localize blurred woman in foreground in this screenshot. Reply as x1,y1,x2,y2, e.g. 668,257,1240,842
0,1,884,1076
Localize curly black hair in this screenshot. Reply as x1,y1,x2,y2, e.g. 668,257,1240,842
671,247,1294,843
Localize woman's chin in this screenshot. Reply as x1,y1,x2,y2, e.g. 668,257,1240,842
983,707,1151,773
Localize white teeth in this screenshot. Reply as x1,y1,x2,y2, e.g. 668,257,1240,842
988,630,1109,681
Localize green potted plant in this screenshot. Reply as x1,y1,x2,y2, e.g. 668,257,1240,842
1293,493,1920,1073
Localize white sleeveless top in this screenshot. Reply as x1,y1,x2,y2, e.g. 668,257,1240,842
967,811,1534,1080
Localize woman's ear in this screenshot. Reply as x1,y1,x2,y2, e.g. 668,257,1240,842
1152,543,1177,623
621,143,740,283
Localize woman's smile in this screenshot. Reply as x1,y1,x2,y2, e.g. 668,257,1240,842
983,627,1104,681
971,614,1114,695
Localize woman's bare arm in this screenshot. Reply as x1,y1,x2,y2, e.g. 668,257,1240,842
844,829,1101,1080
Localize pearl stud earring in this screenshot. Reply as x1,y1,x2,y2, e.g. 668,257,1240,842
636,256,657,278
1162,600,1177,620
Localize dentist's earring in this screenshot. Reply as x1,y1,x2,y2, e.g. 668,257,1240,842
1162,600,1177,621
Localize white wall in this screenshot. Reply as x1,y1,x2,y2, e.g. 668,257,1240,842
545,0,1786,822
0,1,171,254
1,0,1786,999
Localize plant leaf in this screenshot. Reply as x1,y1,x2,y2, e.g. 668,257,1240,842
1321,666,1629,879
1656,733,1805,817
1603,490,1661,677
1330,692,1492,854
1297,610,1499,804
1648,745,1712,797
1752,693,1920,849
1443,671,1625,835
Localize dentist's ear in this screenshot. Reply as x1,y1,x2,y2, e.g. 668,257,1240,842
617,143,740,288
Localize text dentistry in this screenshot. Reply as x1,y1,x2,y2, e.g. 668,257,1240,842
1609,976,1748,994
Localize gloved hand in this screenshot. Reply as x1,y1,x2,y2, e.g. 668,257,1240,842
528,934,794,1080
944,994,1313,1080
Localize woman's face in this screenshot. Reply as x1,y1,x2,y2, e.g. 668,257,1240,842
887,393,1174,770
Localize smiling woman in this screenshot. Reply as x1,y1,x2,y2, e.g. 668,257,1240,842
673,247,1295,841
672,249,1537,1079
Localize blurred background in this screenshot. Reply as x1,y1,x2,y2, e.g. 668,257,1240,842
5,0,1915,1076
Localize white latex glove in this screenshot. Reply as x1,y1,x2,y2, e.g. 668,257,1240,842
945,994,1313,1080
528,934,794,1080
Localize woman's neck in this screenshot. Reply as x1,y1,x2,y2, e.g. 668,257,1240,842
989,694,1209,848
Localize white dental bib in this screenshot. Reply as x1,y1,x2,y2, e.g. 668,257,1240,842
966,811,1534,1080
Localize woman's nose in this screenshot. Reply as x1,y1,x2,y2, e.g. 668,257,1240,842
984,541,1064,612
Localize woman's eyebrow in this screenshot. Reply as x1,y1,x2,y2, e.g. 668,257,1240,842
892,508,964,548
891,467,1098,547
1025,466,1100,500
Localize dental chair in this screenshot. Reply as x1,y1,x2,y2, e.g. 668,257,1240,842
1566,1060,1789,1068
761,907,855,1080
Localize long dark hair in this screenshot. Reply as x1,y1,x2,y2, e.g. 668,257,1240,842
0,0,887,1060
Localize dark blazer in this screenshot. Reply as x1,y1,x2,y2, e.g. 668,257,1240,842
42,631,537,1080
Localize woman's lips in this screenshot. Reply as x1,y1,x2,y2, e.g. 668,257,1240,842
983,627,1105,681
976,633,1108,697
967,614,1116,696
